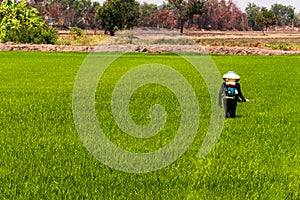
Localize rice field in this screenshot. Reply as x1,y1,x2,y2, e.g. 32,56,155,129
0,51,299,199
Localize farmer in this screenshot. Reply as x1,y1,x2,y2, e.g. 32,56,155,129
218,71,247,118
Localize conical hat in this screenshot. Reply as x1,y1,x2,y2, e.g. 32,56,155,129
223,71,240,81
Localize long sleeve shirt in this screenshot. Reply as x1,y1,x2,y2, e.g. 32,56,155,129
219,82,246,104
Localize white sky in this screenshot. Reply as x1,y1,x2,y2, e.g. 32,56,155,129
95,0,300,12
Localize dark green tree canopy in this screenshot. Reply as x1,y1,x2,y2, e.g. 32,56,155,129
255,7,277,34
245,2,260,30
168,0,206,34
97,0,139,36
271,3,295,26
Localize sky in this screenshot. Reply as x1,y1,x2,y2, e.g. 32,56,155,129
96,0,300,12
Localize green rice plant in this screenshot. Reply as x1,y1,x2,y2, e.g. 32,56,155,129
0,52,299,199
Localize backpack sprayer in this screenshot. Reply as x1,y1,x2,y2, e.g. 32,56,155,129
223,71,249,102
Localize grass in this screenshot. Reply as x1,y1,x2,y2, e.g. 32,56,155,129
107,30,196,45
107,37,196,45
264,42,300,51
55,30,108,46
0,51,300,199
195,39,300,51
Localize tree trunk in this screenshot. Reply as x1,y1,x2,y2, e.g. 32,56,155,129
180,19,184,35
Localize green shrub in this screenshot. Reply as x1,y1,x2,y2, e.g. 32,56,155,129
0,0,58,44
3,25,58,44
70,27,84,40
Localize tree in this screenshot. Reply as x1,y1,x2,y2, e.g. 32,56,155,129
42,1,66,27
29,0,101,29
228,0,248,31
138,3,158,27
245,2,260,30
153,8,175,29
64,0,91,28
0,0,57,44
97,0,139,36
271,3,295,26
197,0,247,30
168,0,187,34
255,8,277,35
294,12,300,27
168,0,206,34
81,1,101,30
186,0,205,19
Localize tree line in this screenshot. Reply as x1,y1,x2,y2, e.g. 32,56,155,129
1,0,300,39
27,0,300,35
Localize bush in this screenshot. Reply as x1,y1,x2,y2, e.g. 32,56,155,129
70,27,84,40
3,25,58,44
0,1,58,44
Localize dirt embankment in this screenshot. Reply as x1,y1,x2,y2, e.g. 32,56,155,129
1,29,300,55
1,43,300,55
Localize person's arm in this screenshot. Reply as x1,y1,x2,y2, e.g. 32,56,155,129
218,83,225,107
236,83,246,102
